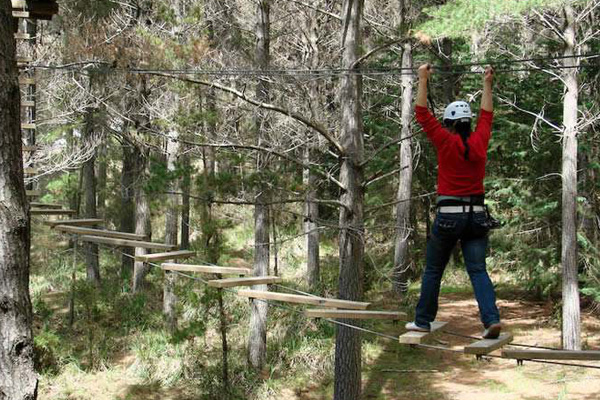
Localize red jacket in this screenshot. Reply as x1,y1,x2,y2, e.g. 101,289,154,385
415,105,493,196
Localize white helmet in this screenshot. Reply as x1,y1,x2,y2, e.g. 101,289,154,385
443,101,472,121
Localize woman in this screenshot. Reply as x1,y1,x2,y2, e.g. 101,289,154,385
405,63,502,339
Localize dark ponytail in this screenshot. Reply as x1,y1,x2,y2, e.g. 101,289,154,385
445,118,472,160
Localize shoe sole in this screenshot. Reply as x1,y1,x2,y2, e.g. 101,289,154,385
483,323,502,339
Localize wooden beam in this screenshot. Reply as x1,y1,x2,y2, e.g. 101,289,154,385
79,235,178,251
23,167,37,175
208,276,282,288
17,56,33,65
21,100,35,107
30,202,62,209
135,250,195,263
30,208,76,215
464,334,514,356
22,145,37,152
25,190,41,196
161,263,252,275
44,218,103,227
18,77,35,85
21,123,36,130
14,33,33,40
237,289,371,310
305,309,406,320
398,321,447,345
502,349,600,361
54,225,149,241
12,10,30,18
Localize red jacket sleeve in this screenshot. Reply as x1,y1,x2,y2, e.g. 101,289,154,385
415,105,451,148
469,109,493,158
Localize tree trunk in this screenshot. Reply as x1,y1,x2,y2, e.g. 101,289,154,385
0,2,38,396
248,0,270,371
120,142,136,282
132,145,151,293
561,4,580,351
393,40,414,295
180,149,191,250
164,131,180,333
334,1,364,399
82,107,100,286
96,142,107,219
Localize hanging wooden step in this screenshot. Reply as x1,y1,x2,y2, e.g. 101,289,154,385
25,190,41,197
79,235,177,251
23,167,37,175
11,0,59,20
17,56,33,66
21,100,35,107
208,276,282,289
21,123,36,130
44,218,103,228
22,145,37,152
464,333,514,356
14,33,33,40
161,263,252,275
54,225,149,241
30,208,76,215
12,10,30,18
398,322,447,345
237,290,371,310
502,349,600,361
30,202,62,209
135,250,195,263
18,77,35,85
305,309,406,320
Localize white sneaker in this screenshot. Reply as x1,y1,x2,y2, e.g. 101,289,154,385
482,322,502,339
405,322,430,332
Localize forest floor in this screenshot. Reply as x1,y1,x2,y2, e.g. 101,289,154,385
30,220,600,400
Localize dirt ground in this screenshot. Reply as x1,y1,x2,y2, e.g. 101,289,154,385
38,291,600,400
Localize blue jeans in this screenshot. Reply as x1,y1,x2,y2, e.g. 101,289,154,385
414,211,500,329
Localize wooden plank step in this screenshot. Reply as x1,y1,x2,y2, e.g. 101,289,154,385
208,276,282,289
12,10,30,18
44,218,103,227
464,333,514,356
161,263,252,275
21,123,36,130
18,77,35,85
23,167,37,175
54,225,149,241
17,56,33,65
79,235,177,251
22,145,37,152
14,33,33,40
21,100,35,107
30,208,76,215
398,321,447,345
26,190,41,196
135,250,195,263
30,202,62,209
237,289,371,310
502,349,600,361
305,309,406,320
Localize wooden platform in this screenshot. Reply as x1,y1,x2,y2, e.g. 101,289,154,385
208,276,282,289
135,250,195,263
26,190,41,197
79,235,177,251
464,333,514,356
12,10,30,18
398,321,447,345
161,263,252,275
12,0,59,20
237,290,371,310
305,309,406,320
14,32,33,40
44,218,103,227
502,348,600,361
54,225,149,241
30,208,76,215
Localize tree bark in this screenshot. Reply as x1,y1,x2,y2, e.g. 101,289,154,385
180,149,191,250
248,0,270,371
82,107,100,286
334,1,364,399
0,1,38,396
561,4,581,351
132,145,151,293
120,142,136,281
393,40,414,295
164,131,180,333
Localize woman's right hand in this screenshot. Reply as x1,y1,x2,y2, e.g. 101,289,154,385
418,63,432,81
